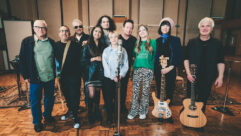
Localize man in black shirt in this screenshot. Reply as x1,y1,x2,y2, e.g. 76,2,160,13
184,17,225,112
71,19,89,107
56,25,82,128
119,19,137,114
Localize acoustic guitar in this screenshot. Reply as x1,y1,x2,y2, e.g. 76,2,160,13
152,55,172,119
179,64,207,128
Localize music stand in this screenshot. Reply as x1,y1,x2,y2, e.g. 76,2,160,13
212,56,241,116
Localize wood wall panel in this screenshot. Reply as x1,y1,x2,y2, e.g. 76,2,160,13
163,0,179,36
114,0,129,18
89,0,113,27
10,0,37,20
139,0,164,39
185,0,212,45
38,0,62,41
62,0,79,35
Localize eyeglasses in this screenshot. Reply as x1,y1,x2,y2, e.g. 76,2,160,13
34,26,46,30
74,25,83,29
60,30,69,33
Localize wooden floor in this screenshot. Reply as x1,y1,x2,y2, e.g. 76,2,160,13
0,73,241,136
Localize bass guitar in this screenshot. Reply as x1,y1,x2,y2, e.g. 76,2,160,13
152,55,172,119
179,64,207,128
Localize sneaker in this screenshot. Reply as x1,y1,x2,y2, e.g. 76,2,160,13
73,122,80,128
34,123,44,132
127,114,135,120
61,111,73,121
139,114,146,119
73,118,80,128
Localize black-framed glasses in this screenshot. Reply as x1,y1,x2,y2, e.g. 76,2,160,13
74,25,83,29
34,26,46,30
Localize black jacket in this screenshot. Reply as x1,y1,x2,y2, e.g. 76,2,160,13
19,36,56,83
184,37,224,83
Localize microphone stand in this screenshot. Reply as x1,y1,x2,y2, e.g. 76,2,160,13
114,41,122,136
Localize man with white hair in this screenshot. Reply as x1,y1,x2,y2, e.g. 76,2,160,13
19,20,56,132
184,17,225,113
71,19,89,107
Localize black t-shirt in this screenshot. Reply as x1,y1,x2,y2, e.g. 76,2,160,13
56,41,81,77
119,35,137,68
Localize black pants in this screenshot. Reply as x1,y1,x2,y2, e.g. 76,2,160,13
120,70,130,110
155,68,176,105
60,75,81,117
186,79,212,112
102,77,117,121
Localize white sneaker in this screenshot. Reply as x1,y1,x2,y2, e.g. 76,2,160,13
139,114,146,119
61,115,68,121
127,114,135,120
73,123,80,129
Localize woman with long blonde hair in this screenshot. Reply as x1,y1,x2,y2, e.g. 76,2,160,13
127,25,156,120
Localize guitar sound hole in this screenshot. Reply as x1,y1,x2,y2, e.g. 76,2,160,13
189,105,197,110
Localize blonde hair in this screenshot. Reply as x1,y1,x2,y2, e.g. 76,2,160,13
135,24,153,54
108,31,119,39
198,17,214,28
33,20,47,27
72,19,82,26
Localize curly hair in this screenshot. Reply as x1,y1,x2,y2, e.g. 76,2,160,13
96,15,116,31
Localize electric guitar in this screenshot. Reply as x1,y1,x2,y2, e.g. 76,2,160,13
179,64,207,128
152,55,172,119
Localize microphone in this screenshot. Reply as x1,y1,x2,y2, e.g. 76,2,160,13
117,39,122,55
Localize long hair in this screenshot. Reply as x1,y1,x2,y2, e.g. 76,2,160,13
88,26,106,56
96,15,116,31
135,24,153,54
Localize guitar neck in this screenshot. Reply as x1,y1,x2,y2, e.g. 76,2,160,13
160,74,166,102
190,81,195,106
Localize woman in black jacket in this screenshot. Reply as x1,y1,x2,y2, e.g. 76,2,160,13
154,17,183,122
82,26,107,124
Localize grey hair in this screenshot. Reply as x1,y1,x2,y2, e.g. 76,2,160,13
33,20,47,27
198,17,215,28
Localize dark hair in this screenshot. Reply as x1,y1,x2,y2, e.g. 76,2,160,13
88,26,106,56
158,20,171,35
96,15,116,31
123,19,134,27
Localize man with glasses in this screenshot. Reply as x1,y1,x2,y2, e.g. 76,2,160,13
56,25,82,128
71,19,89,108
19,20,56,132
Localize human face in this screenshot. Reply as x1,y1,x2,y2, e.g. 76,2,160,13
101,17,109,30
34,22,47,38
59,27,70,42
161,25,170,34
73,21,83,35
138,26,148,39
199,22,213,37
93,27,102,40
123,22,133,36
109,34,118,45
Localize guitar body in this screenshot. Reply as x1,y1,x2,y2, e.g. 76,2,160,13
152,92,172,119
180,98,207,128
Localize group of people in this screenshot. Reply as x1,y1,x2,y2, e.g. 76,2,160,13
19,15,224,132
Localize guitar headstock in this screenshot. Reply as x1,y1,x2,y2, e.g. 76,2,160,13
190,64,197,78
159,55,169,69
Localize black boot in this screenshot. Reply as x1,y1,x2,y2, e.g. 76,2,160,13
88,97,95,124
94,91,102,122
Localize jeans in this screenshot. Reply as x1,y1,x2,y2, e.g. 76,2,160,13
29,79,55,125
